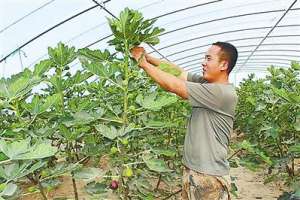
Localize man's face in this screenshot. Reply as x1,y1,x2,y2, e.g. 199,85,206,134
202,45,226,82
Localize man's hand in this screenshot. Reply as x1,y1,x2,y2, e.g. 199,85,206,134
131,47,148,68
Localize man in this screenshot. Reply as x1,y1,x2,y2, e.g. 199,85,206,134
131,42,238,200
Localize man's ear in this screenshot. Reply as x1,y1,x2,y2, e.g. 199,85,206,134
220,60,228,72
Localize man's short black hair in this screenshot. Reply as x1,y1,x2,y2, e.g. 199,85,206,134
212,42,238,74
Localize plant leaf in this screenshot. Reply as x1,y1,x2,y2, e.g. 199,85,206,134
142,155,172,173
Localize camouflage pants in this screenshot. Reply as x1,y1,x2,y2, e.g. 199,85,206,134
181,167,231,200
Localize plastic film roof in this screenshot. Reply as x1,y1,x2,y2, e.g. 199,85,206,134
1,0,300,84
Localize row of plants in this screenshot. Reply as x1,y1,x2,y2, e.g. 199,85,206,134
234,62,300,198
0,8,187,199
1,6,299,200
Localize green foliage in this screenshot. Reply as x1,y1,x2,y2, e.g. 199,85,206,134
0,161,45,182
33,59,53,77
73,167,106,183
136,92,178,111
0,69,41,101
0,7,198,199
78,48,112,63
0,138,57,160
235,64,300,184
107,8,164,52
95,123,135,140
142,155,172,173
0,183,18,199
48,42,76,67
24,94,60,115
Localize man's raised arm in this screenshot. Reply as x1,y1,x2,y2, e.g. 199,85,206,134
145,54,188,81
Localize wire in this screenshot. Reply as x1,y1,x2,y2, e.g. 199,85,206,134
236,0,298,73
0,0,56,34
0,0,111,64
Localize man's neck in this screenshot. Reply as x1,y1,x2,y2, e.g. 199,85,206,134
209,74,229,84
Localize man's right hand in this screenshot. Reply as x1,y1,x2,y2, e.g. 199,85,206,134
130,47,148,68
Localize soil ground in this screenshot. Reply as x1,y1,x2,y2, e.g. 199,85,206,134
21,165,287,200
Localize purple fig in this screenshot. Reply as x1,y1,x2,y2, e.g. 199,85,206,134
110,180,118,190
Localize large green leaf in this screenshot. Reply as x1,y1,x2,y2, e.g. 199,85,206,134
260,125,278,139
272,87,290,102
0,139,57,160
0,138,30,160
40,162,80,181
19,142,57,160
0,183,18,199
73,167,106,183
152,148,176,157
41,93,60,113
24,94,60,115
238,140,255,153
80,60,106,77
69,111,94,126
63,110,105,127
80,59,119,80
78,48,112,62
85,182,107,195
49,75,63,92
142,155,172,173
145,120,176,128
48,42,76,67
65,70,93,87
0,70,41,100
237,140,272,165
33,59,53,77
95,124,135,140
95,124,119,140
0,161,45,182
136,93,177,111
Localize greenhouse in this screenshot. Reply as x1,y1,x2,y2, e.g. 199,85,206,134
0,0,299,199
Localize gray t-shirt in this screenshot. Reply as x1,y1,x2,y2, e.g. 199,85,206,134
183,72,238,176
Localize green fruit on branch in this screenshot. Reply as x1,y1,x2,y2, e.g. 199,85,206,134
110,146,118,154
121,138,129,145
123,167,133,177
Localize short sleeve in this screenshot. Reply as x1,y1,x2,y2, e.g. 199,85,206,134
186,81,222,110
187,72,207,83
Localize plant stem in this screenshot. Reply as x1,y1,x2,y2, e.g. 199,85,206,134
122,42,131,126
162,189,182,200
57,67,65,113
291,155,295,177
123,161,144,166
156,174,162,190
72,175,79,200
228,149,243,160
98,117,123,124
0,159,12,165
35,173,48,200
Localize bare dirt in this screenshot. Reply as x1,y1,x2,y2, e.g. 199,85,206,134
231,166,286,200
20,165,287,200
